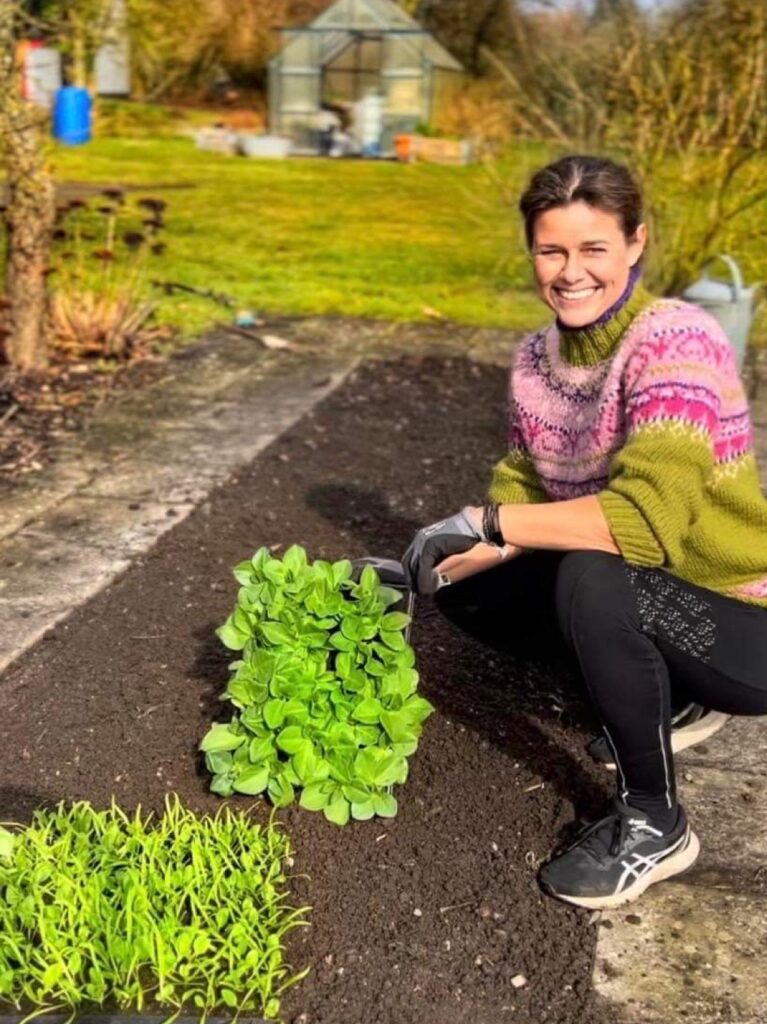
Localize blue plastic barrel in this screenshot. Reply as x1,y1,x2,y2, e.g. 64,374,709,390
52,86,92,145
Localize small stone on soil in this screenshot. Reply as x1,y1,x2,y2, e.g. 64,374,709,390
511,974,527,988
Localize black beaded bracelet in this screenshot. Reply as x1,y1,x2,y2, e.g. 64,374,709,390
482,502,504,547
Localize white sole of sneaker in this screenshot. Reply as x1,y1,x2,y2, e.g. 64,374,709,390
601,712,730,771
547,828,701,910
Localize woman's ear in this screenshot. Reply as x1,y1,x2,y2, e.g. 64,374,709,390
630,223,648,266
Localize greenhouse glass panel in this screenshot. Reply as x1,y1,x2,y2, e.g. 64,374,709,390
281,73,319,109
386,77,422,115
358,37,383,71
324,70,357,103
280,34,315,69
384,33,425,71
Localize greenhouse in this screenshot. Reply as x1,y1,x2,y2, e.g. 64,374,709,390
268,0,464,155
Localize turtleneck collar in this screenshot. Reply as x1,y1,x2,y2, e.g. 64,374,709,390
556,265,655,366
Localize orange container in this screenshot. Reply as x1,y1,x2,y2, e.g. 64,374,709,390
394,134,413,162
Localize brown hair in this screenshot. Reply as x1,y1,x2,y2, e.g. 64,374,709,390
519,155,644,249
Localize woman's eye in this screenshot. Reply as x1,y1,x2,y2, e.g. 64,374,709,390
585,248,606,255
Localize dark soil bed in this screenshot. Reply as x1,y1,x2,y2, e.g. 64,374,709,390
0,356,618,1024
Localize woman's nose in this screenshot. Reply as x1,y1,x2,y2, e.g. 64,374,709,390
558,251,587,282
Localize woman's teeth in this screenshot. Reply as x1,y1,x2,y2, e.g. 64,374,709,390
557,287,598,300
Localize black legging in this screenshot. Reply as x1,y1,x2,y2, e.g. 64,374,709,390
435,550,767,827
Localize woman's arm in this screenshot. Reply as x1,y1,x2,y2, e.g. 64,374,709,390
434,497,618,585
496,495,620,554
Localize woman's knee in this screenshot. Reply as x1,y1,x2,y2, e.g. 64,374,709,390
555,550,636,645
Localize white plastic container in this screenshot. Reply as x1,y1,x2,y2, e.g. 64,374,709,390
193,127,239,155
238,134,291,159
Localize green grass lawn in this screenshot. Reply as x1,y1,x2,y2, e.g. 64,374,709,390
51,135,549,338
48,130,767,345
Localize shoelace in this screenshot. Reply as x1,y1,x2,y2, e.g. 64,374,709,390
573,808,660,859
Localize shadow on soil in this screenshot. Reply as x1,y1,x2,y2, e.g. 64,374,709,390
0,786,51,821
306,481,609,826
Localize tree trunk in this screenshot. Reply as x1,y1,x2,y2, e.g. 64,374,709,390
0,1,56,373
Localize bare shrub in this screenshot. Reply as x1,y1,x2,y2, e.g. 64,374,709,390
432,79,515,158
485,0,767,296
49,194,172,361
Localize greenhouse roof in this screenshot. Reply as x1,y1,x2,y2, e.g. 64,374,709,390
279,0,463,71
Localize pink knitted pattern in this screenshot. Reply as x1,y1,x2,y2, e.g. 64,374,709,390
508,298,752,500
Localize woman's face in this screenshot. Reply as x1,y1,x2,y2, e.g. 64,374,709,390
530,201,647,327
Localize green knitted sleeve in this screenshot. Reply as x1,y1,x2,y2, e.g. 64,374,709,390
598,429,716,567
597,336,720,568
488,449,548,504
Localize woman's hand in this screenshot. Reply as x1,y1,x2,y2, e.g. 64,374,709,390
402,507,485,595
435,541,522,585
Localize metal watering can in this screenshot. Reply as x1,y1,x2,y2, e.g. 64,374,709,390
682,254,756,370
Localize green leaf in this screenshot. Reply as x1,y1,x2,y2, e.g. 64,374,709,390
335,652,353,678
276,725,307,755
283,544,308,577
324,796,350,826
329,631,355,652
316,557,336,580
42,962,65,988
233,605,253,633
403,695,435,725
205,750,234,775
351,799,376,821
352,697,382,724
233,560,254,585
210,773,235,797
354,747,407,787
373,791,398,818
341,616,363,642
360,564,379,593
377,585,404,606
382,611,411,631
216,619,249,651
260,622,293,646
343,669,368,693
380,709,417,744
0,828,15,862
263,559,288,585
268,774,295,808
265,998,281,1020
293,743,327,784
200,723,245,753
233,764,270,795
355,724,382,746
248,736,275,763
263,699,287,730
299,782,331,811
342,784,370,804
380,629,406,651
392,738,419,757
332,559,353,585
283,698,310,724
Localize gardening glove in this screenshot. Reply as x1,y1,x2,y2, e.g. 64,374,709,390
402,507,484,596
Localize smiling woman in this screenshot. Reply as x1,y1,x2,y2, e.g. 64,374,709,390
523,157,647,328
401,153,767,913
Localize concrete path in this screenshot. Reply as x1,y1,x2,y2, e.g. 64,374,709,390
0,330,357,675
1,318,767,1023
594,381,767,1024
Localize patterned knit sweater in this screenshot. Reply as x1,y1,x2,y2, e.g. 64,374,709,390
488,285,767,606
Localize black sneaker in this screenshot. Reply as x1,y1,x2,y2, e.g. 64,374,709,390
539,800,699,910
588,704,729,770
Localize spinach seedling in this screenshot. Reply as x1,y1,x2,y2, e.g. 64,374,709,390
200,545,434,825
